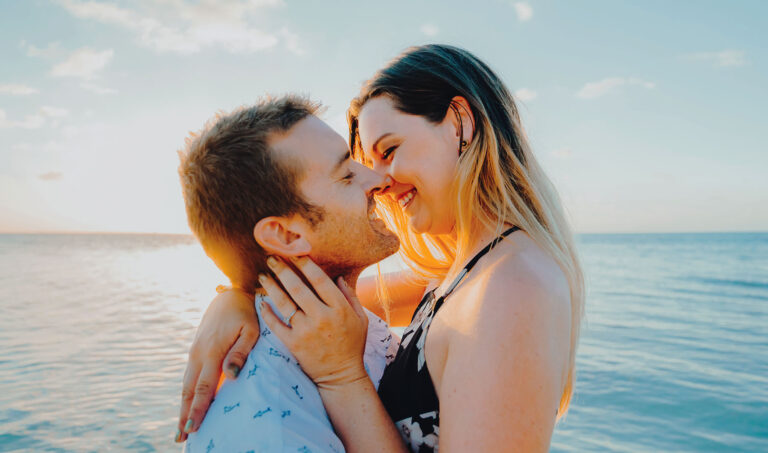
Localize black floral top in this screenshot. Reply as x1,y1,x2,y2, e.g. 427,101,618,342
377,226,520,452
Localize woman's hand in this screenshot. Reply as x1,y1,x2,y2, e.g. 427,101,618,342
259,255,370,390
259,256,408,452
176,289,260,442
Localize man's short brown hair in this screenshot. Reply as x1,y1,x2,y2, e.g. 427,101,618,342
178,95,323,293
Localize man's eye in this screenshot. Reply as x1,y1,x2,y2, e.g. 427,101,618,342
381,145,397,160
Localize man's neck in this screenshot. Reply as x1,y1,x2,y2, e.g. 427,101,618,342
339,269,362,293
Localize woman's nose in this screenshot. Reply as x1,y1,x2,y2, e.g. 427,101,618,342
369,173,392,197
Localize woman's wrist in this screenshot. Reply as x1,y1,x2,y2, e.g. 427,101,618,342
316,369,408,453
315,361,369,391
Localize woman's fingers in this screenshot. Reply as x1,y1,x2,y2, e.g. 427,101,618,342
259,271,305,321
177,356,203,442
266,256,324,315
222,326,259,379
290,256,348,309
337,276,367,320
184,363,221,434
259,300,296,342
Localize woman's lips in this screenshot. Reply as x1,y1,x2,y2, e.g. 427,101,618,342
398,188,416,209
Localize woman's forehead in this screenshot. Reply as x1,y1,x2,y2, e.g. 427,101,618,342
357,97,402,149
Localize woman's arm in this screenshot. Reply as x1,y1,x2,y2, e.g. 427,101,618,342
174,270,422,441
317,374,408,453
357,270,429,327
176,289,260,442
437,260,572,452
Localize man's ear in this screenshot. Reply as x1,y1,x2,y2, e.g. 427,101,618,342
253,215,311,257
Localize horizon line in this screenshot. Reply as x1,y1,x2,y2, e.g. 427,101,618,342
1,229,766,236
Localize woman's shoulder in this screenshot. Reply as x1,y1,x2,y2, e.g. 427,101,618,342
454,233,571,329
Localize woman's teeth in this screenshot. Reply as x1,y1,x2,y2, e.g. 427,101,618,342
399,190,416,208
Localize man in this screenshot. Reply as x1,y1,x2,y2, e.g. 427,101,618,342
176,95,400,451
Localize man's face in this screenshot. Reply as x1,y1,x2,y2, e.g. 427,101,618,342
270,115,400,277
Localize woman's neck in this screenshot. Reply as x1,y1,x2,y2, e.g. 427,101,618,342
435,222,514,295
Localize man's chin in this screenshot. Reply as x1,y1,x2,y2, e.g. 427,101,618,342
375,227,400,256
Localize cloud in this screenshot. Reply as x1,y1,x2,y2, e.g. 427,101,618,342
0,84,39,95
55,0,291,55
22,40,62,58
0,109,44,129
514,88,538,102
51,48,114,80
576,77,655,99
279,28,305,56
686,50,746,67
0,106,70,129
38,171,64,181
420,23,439,37
80,82,118,95
39,106,70,118
513,2,533,21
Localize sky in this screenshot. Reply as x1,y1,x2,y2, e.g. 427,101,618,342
1,0,766,234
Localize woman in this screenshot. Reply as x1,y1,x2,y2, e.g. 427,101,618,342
177,44,584,451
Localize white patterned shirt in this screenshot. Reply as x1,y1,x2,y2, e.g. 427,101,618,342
185,293,398,453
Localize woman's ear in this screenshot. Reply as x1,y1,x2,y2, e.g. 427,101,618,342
253,216,311,257
449,95,475,143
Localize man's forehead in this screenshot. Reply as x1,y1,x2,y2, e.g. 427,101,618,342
269,115,348,177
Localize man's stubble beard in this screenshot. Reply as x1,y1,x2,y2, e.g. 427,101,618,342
307,209,400,283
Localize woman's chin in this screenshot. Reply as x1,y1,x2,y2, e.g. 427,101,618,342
407,216,429,235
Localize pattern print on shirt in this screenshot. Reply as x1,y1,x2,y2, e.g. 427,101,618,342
253,407,272,418
247,362,259,379
292,384,304,400
185,294,398,453
268,347,291,363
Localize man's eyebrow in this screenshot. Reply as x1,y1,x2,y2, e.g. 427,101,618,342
331,150,350,174
370,133,393,154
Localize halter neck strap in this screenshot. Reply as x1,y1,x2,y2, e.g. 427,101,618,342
439,226,520,299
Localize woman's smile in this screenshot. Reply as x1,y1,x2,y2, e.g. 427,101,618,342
397,188,417,210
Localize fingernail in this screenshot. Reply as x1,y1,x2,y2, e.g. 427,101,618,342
174,429,182,443
266,256,277,267
228,364,241,378
258,274,266,284
184,418,194,433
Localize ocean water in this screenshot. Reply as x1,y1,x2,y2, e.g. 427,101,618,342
0,233,766,452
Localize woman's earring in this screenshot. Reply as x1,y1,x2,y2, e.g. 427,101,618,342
460,140,468,154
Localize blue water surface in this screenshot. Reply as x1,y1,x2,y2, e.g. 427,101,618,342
0,233,766,452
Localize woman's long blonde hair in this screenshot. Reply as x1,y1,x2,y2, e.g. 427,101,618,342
348,44,585,417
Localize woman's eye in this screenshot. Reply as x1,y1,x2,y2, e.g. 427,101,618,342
342,171,355,183
381,145,397,160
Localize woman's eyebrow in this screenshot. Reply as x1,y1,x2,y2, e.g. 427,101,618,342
371,133,393,152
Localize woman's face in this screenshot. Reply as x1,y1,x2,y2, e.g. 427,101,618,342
357,96,462,235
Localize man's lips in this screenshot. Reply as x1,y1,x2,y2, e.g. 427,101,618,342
367,197,379,221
